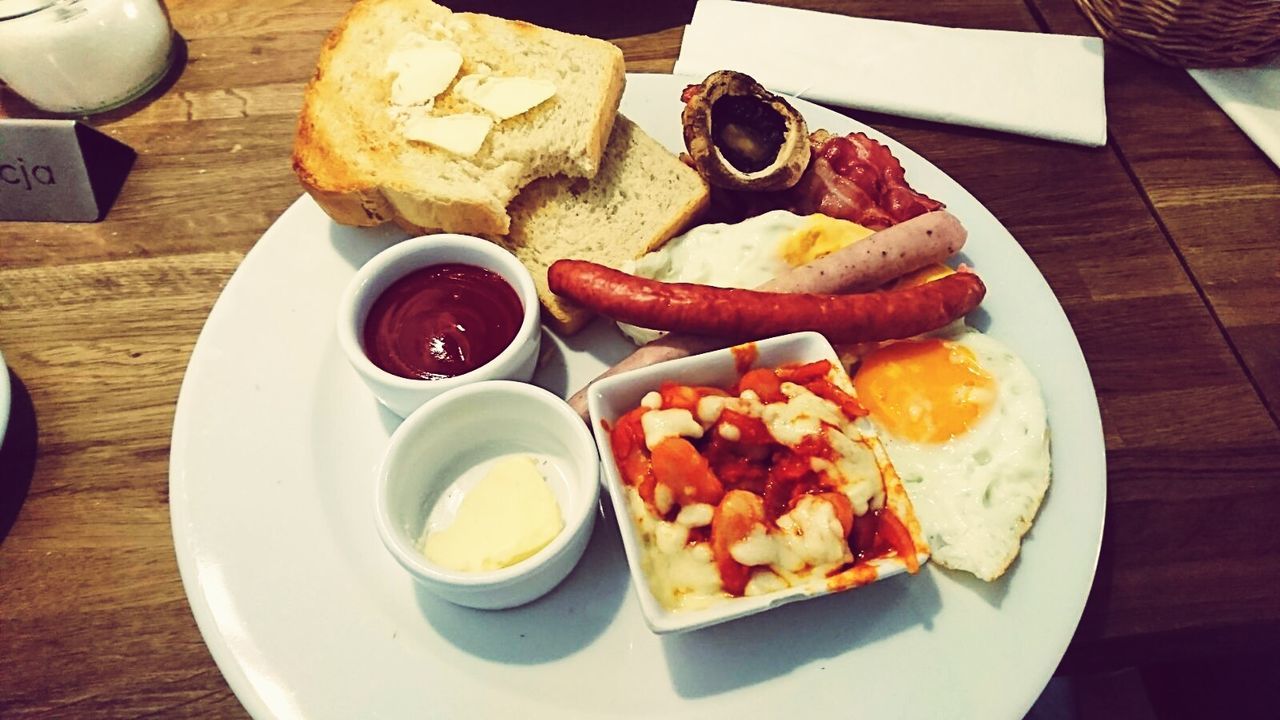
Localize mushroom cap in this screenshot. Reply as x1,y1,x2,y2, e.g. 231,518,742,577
681,70,810,192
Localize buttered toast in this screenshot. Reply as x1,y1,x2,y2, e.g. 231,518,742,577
495,116,710,334
398,116,711,335
293,0,625,236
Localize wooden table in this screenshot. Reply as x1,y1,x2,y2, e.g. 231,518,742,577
2,0,1277,716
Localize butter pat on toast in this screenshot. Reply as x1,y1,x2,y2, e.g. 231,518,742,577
293,0,625,236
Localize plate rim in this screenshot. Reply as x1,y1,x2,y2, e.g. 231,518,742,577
0,348,10,449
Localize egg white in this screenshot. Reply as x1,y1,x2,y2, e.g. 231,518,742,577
617,210,812,344
855,324,1051,581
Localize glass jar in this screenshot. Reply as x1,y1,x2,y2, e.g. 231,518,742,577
0,0,177,115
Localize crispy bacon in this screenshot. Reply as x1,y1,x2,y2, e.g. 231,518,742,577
691,130,943,229
788,131,943,230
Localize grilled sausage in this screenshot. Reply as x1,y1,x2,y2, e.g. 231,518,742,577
564,210,970,419
549,262,986,343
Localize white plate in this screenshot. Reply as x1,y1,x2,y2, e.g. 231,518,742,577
0,348,9,448
170,73,1105,720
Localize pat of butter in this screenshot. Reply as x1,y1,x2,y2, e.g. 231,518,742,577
386,38,463,107
423,455,564,573
455,74,556,120
404,113,493,156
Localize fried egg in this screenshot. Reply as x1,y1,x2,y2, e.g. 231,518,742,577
619,211,874,344
852,322,1050,581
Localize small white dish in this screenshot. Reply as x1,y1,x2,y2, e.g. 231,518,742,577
336,233,541,418
375,380,600,610
587,331,929,634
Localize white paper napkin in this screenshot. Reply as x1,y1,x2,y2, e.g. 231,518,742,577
673,0,1107,146
1189,59,1280,169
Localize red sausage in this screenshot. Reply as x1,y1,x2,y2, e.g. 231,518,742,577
564,210,967,420
548,261,986,343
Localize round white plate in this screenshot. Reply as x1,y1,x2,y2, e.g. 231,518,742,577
170,74,1105,720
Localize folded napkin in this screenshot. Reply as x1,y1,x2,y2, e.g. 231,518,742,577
1189,59,1280,169
673,0,1107,146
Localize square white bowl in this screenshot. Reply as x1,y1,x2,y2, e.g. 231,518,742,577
587,331,928,634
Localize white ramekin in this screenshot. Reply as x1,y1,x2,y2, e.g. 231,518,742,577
375,380,600,610
336,234,540,418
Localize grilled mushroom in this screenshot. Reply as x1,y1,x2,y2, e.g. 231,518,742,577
681,70,810,192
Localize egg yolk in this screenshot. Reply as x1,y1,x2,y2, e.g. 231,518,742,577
778,215,875,267
853,340,996,443
886,263,955,290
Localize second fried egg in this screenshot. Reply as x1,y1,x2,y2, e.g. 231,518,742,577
852,323,1050,581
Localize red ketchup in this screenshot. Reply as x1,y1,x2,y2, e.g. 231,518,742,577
363,263,523,380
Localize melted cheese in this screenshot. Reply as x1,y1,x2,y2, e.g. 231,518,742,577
760,383,844,447
825,428,886,515
626,487,723,610
675,503,714,528
696,395,727,425
640,408,703,451
744,570,788,596
730,496,850,572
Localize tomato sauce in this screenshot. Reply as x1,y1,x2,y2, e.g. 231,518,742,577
730,342,759,376
609,359,919,599
363,263,522,380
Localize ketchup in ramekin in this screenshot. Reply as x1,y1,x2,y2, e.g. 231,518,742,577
363,264,523,380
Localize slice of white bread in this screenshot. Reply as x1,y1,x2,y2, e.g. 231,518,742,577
491,115,711,334
394,115,711,335
293,0,625,236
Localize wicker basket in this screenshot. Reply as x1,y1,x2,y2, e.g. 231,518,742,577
1076,0,1280,67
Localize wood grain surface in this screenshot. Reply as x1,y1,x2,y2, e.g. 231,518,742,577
1,0,1277,717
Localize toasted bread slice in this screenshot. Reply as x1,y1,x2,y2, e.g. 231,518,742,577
493,115,711,334
394,116,711,335
293,0,625,236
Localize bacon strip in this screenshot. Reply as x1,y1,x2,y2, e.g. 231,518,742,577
788,131,944,230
